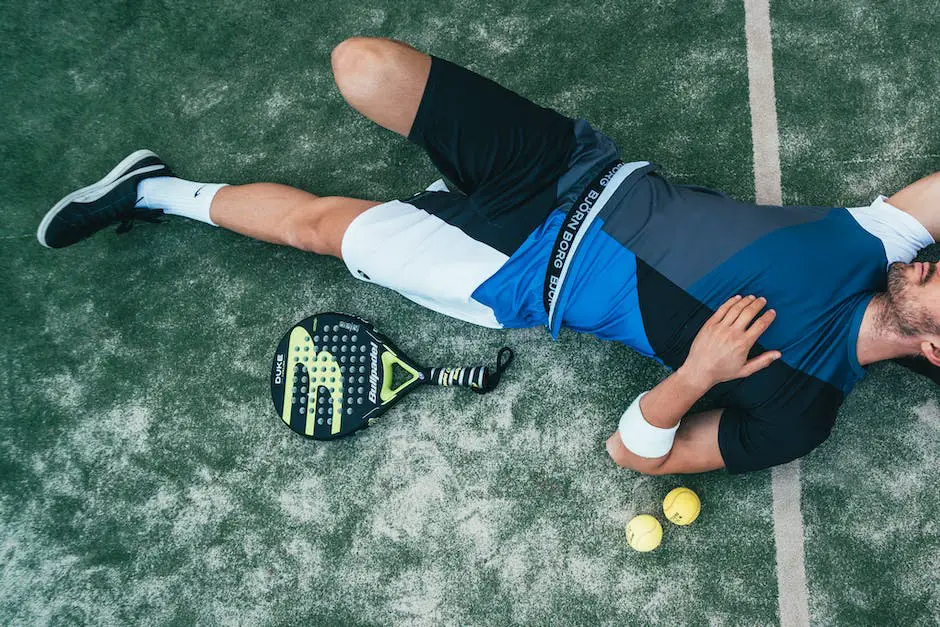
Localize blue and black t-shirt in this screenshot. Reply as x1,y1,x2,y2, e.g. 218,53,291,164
475,139,933,473
375,57,933,473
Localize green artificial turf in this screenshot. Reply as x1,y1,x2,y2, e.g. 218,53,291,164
772,1,940,623
1,0,936,624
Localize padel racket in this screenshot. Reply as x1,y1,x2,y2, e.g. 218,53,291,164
270,312,514,440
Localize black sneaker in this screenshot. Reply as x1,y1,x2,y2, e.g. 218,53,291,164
37,149,173,248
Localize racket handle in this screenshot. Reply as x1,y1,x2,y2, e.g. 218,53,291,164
426,366,489,390
425,347,515,393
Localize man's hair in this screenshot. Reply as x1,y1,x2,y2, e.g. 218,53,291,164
893,356,940,385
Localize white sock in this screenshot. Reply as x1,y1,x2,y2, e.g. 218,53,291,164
135,177,228,226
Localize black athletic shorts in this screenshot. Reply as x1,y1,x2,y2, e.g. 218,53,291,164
404,56,578,256
340,55,620,328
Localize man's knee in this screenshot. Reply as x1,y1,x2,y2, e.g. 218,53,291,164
282,200,332,255
331,37,391,106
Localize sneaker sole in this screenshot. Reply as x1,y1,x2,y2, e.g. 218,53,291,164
37,149,164,248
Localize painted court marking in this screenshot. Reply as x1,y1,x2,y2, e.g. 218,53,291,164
743,1,811,626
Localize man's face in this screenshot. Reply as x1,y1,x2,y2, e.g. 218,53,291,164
884,261,940,345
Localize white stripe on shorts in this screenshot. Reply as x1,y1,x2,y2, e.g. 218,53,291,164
340,199,507,328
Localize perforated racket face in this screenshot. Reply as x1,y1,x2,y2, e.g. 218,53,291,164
270,313,424,440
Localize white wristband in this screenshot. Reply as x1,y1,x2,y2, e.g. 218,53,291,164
618,392,680,458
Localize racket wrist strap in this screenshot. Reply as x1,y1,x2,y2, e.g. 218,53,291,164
472,347,514,394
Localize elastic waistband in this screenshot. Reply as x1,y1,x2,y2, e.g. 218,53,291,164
542,159,653,333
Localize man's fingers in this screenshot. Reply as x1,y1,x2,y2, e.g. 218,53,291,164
744,308,777,339
739,350,782,378
709,294,743,325
732,296,768,329
723,295,757,325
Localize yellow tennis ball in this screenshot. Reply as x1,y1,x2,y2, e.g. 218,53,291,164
625,514,663,552
663,487,701,525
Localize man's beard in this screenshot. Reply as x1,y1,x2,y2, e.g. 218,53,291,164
878,262,940,338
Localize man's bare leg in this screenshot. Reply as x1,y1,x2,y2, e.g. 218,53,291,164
208,185,380,258
39,38,432,252
185,38,433,258
330,37,432,138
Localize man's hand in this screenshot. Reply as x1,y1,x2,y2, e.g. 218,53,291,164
680,294,781,389
609,295,781,475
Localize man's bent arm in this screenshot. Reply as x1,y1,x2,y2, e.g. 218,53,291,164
889,171,940,241
605,367,724,474
637,366,711,429
606,294,780,475
606,409,725,474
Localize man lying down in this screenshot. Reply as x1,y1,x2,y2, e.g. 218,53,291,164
38,38,940,474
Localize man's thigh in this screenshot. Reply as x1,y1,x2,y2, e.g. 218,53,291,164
332,37,431,139
334,38,577,222
311,196,383,258
338,192,510,329
408,56,575,210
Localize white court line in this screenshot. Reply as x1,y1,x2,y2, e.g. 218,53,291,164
769,462,810,626
744,0,782,207
743,1,811,626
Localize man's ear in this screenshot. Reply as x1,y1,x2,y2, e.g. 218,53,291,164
922,339,940,368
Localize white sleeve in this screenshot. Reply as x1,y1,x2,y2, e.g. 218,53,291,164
847,196,935,267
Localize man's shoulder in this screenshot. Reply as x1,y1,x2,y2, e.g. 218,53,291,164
847,195,935,264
